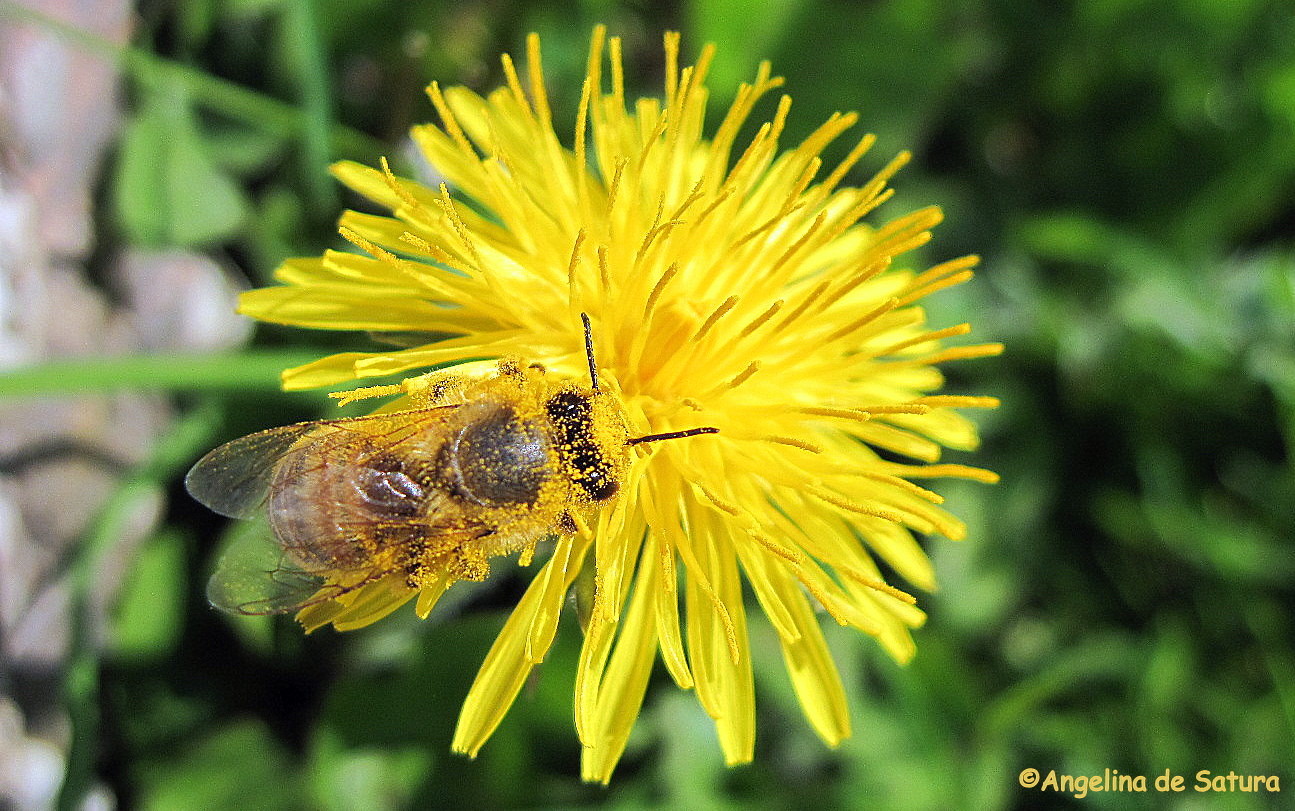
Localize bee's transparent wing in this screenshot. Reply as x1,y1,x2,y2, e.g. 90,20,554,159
185,422,321,519
206,518,366,615
184,406,456,519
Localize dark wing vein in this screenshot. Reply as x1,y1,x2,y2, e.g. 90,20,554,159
184,405,457,519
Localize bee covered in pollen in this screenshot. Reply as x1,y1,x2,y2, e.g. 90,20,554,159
185,314,717,618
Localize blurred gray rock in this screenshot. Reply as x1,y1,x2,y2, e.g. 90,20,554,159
0,2,248,807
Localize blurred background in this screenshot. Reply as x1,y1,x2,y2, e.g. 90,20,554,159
1,0,1292,808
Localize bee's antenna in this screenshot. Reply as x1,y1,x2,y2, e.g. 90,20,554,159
580,312,599,391
626,427,719,446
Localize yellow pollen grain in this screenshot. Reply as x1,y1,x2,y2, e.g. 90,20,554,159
694,296,739,342
746,531,803,564
396,231,459,268
379,156,421,214
798,406,873,423
773,280,832,334
854,471,945,504
841,570,918,605
499,52,534,123
809,486,907,525
739,299,783,337
668,179,707,223
609,35,624,110
329,383,404,407
876,323,973,357
434,183,484,273
574,77,592,211
725,361,761,391
915,395,1002,409
426,82,474,159
518,540,537,567
604,160,627,218
894,342,1005,366
886,463,1001,483
767,212,828,280
763,435,823,453
894,269,975,307
567,230,587,303
821,297,901,345
821,131,877,195
596,245,611,292
814,258,889,317
907,254,981,289
525,33,551,126
636,218,686,266
643,264,678,319
695,482,741,516
792,566,851,628
857,403,932,416
664,31,680,104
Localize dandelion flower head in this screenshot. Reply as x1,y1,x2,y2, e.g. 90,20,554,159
239,26,1001,781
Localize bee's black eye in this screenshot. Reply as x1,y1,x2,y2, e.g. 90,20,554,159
545,391,619,501
545,390,588,416
581,469,619,501
569,445,619,501
545,392,591,444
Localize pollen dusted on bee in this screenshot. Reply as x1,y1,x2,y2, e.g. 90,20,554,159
189,355,634,620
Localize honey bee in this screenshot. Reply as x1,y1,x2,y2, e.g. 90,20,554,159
186,314,717,615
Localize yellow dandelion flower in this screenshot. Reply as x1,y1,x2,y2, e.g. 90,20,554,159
235,27,1001,781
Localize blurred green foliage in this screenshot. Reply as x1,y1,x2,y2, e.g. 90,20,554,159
18,0,1294,807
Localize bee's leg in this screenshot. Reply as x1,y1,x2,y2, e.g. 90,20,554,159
418,375,465,404
405,373,467,405
329,374,465,407
557,511,578,534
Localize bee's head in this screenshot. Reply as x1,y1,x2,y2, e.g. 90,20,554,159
541,313,718,504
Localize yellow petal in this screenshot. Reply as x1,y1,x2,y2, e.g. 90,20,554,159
579,536,662,783
452,536,587,756
684,504,754,765
766,564,850,746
